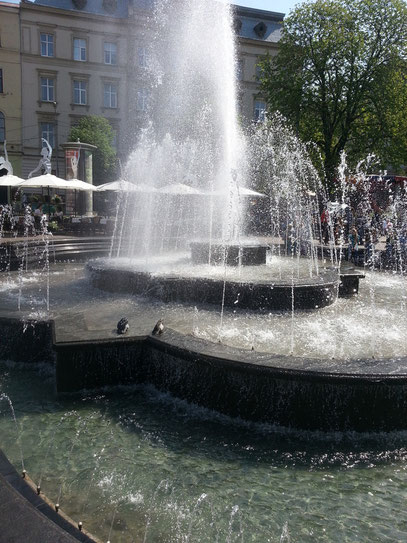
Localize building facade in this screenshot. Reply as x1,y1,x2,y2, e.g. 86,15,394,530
1,0,283,180
0,1,23,176
234,6,282,123
20,0,135,178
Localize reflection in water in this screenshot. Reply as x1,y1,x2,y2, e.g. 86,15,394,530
1,362,407,543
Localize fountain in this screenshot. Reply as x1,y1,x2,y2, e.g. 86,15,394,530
1,0,407,541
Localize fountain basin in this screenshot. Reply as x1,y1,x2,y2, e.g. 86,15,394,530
0,262,400,432
52,325,407,432
190,240,269,266
87,258,341,311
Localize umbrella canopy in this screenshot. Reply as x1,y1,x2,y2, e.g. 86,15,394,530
202,186,266,198
68,179,97,191
18,174,96,191
235,187,266,198
17,174,76,190
97,180,156,193
0,174,26,187
157,183,202,195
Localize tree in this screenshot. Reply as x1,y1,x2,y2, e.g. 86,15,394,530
259,0,407,192
69,116,118,184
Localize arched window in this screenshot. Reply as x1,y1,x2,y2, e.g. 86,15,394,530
0,112,5,142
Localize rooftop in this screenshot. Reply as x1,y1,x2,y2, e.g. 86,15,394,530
27,0,129,18
233,5,284,43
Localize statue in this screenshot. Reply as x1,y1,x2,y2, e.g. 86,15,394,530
0,141,13,176
28,138,52,178
70,151,80,179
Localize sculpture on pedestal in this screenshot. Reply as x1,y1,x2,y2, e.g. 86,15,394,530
0,141,13,176
28,138,52,178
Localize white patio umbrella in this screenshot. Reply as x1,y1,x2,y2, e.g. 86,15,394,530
202,186,266,198
235,187,266,198
157,183,202,195
18,175,96,217
0,174,26,188
68,179,98,191
17,174,80,190
97,180,156,192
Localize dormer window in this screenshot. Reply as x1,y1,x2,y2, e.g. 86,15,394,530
254,22,267,38
73,0,87,9
234,18,242,33
103,0,118,13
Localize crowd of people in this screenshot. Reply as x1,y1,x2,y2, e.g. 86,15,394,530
321,202,407,269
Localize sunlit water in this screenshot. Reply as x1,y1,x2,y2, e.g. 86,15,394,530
98,254,323,282
1,362,407,543
1,262,407,360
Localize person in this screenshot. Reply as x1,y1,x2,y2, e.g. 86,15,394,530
364,229,374,265
348,226,359,263
321,208,330,244
54,206,64,224
334,216,344,244
34,204,43,232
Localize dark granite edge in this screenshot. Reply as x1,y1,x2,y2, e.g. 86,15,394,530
87,260,340,288
2,314,407,382
145,329,407,384
0,450,101,543
51,322,407,383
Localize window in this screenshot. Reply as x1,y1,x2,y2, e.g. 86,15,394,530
0,69,3,93
254,100,266,122
255,64,264,81
104,42,117,65
236,59,243,81
138,46,147,68
40,33,54,57
111,129,117,150
73,80,87,105
41,77,54,102
41,122,55,148
104,83,117,108
73,38,86,61
0,112,4,142
136,88,149,112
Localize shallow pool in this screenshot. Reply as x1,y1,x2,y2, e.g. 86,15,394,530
1,362,407,542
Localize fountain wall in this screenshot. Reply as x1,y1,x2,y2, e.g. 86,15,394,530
52,326,407,432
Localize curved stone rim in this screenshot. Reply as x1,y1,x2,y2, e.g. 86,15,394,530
87,259,340,311
3,315,407,432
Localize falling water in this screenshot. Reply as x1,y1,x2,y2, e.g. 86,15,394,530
185,492,208,542
0,393,25,472
113,0,246,261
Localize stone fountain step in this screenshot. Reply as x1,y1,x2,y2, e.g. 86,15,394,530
0,450,100,543
0,236,111,271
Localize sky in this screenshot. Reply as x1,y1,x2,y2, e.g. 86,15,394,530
233,0,301,15
2,0,302,16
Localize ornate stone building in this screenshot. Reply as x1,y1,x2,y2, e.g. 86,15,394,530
0,1,23,177
14,0,283,179
20,0,134,177
234,5,283,122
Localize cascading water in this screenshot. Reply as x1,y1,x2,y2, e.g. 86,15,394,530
3,1,407,541
113,0,246,261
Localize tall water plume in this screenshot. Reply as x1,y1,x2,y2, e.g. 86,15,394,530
117,0,246,260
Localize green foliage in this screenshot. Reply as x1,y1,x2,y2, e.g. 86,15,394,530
259,0,407,192
69,115,118,184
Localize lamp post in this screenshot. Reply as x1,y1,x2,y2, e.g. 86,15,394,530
53,101,59,176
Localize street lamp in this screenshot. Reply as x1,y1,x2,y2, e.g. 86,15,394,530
53,101,59,176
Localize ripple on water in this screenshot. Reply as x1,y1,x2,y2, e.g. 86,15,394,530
1,363,407,542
